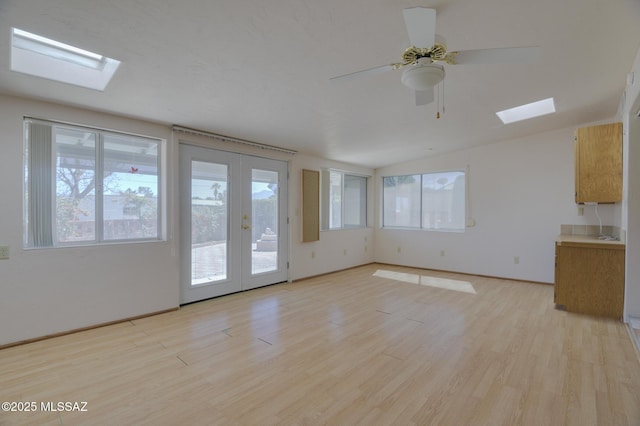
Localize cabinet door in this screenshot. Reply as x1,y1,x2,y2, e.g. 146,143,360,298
554,243,624,318
575,122,622,203
554,244,568,306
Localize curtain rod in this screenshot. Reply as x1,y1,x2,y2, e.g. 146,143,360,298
172,125,297,155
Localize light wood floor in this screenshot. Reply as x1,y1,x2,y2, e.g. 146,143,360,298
1,264,639,425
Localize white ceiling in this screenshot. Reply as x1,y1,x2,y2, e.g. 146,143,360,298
1,0,639,168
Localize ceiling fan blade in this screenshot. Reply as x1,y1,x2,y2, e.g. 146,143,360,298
415,87,434,106
403,7,436,48
329,64,395,82
451,46,541,65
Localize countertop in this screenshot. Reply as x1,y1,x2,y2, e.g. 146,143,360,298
556,234,625,248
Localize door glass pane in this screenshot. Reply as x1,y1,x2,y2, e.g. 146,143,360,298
191,161,228,285
55,127,96,242
251,169,278,274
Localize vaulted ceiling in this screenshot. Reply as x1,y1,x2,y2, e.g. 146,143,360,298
1,0,639,168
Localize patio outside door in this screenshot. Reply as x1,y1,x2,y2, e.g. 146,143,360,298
179,144,288,304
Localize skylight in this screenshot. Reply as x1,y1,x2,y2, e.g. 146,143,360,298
496,98,556,124
11,28,121,91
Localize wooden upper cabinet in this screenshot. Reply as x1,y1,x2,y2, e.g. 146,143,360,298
574,122,622,203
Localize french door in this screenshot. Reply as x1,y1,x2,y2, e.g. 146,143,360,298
179,144,288,304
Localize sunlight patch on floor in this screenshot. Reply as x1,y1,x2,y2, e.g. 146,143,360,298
373,269,477,294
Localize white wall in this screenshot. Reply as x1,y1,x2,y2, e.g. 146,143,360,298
289,154,374,280
0,95,179,346
170,137,376,282
374,126,618,284
622,47,640,320
3,68,634,344
0,95,375,345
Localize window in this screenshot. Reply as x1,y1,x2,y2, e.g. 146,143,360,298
24,119,162,247
321,170,367,230
11,28,121,91
383,170,465,231
496,97,556,124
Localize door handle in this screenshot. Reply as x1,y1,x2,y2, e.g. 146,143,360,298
242,224,251,230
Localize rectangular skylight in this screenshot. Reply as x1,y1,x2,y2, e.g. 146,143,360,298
496,97,556,124
11,28,120,91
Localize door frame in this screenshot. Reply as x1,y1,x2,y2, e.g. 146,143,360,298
179,143,289,304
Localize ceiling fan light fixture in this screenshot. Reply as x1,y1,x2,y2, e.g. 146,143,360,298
401,63,445,91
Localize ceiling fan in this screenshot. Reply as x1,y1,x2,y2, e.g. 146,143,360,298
330,7,540,107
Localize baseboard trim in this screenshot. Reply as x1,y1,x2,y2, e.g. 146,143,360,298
291,262,376,282
1,264,550,349
627,318,640,363
291,262,551,286
0,307,179,350
371,262,553,286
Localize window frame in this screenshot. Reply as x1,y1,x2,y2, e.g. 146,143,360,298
23,118,164,248
382,169,466,232
321,169,368,231
11,28,121,91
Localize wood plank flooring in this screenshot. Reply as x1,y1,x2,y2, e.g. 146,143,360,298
1,263,639,425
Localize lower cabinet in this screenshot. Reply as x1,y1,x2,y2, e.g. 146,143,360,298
554,241,625,319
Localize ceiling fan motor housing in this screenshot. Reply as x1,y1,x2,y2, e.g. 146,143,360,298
401,63,445,91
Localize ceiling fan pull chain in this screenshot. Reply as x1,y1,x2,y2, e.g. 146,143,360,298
436,83,440,119
442,79,446,116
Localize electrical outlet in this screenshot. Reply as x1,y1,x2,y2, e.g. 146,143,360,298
343,249,347,256
440,250,445,256
578,206,584,216
514,256,520,264
0,245,9,260
397,246,401,253
311,251,316,259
